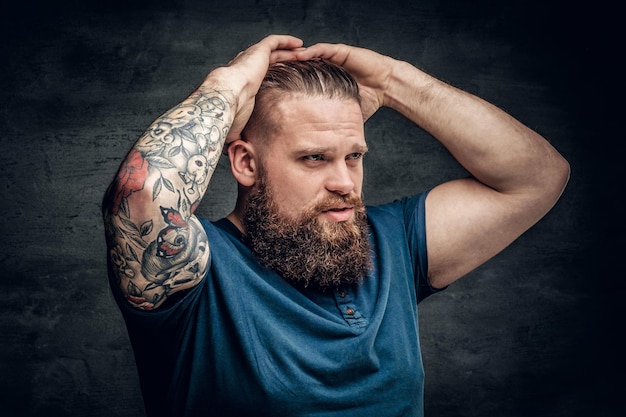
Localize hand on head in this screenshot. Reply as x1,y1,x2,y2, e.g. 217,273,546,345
222,34,392,146
220,35,304,144
277,40,393,121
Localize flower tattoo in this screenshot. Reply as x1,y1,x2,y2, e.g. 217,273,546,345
111,149,149,215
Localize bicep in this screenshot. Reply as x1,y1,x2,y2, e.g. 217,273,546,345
104,199,210,310
424,177,544,289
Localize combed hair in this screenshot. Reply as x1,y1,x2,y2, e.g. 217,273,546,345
242,59,361,143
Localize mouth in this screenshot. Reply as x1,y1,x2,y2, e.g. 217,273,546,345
323,206,352,212
321,206,354,222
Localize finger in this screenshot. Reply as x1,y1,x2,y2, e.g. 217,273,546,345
228,35,303,66
295,43,345,63
259,34,304,53
270,48,306,63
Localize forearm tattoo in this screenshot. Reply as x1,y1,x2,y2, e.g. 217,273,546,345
103,90,231,309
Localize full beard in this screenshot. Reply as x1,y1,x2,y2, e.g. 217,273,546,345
243,179,373,291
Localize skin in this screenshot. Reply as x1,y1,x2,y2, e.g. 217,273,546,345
103,34,570,310
289,43,570,289
227,97,367,230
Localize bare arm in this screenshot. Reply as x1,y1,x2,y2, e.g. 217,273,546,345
294,43,570,289
102,35,304,310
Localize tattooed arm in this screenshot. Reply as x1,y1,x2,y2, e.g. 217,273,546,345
102,35,304,310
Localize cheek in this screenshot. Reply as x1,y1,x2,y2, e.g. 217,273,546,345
266,170,318,212
271,177,309,208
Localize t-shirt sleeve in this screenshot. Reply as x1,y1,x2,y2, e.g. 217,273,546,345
400,191,447,303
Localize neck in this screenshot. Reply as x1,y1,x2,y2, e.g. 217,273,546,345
226,212,245,234
227,195,248,234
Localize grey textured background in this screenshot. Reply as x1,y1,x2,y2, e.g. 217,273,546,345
1,0,622,416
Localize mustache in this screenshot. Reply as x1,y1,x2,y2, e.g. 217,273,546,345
310,194,365,213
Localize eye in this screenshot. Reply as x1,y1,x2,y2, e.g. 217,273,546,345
346,152,363,160
303,154,325,162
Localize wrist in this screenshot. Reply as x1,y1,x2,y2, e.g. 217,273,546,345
384,60,439,123
385,61,431,106
197,67,242,102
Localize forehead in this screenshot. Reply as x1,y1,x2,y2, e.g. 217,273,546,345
271,97,365,147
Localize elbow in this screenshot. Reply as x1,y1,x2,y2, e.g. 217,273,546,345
550,153,571,201
513,149,571,219
532,152,570,214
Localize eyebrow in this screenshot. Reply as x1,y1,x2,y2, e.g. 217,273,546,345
293,144,369,156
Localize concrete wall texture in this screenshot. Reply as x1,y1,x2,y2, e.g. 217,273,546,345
1,0,622,416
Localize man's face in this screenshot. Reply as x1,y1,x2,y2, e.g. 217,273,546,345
243,97,372,289
256,97,367,223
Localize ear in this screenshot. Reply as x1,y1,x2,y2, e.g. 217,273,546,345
227,139,259,187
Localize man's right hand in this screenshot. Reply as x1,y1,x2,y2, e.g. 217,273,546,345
200,34,304,144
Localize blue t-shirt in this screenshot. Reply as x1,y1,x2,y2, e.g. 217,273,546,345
111,192,442,417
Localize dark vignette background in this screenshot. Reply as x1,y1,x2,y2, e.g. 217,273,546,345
0,0,622,416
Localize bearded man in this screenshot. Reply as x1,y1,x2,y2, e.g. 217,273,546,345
102,35,569,417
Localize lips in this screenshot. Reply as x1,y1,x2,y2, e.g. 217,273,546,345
321,206,354,222
313,195,363,222
323,206,353,212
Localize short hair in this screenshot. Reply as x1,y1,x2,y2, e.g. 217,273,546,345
242,59,361,144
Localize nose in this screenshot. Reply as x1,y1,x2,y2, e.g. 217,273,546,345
325,160,357,196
